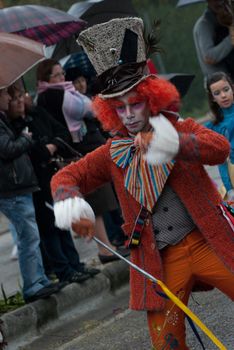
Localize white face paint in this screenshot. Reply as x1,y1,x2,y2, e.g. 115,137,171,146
114,90,151,134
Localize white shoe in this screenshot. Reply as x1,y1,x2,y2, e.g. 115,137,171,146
10,245,18,260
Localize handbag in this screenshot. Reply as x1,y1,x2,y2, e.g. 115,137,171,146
51,137,83,170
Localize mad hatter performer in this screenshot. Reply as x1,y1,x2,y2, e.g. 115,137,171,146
51,17,234,349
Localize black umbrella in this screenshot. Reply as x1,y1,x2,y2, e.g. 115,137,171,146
52,0,138,60
69,0,138,27
176,0,205,7
159,73,195,97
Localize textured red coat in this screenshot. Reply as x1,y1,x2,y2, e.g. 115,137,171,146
51,118,234,311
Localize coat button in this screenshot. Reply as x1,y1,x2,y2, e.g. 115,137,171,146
163,207,169,212
151,243,155,250
145,218,150,226
168,225,173,231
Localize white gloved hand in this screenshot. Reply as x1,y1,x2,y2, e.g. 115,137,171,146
144,114,179,164
54,197,95,230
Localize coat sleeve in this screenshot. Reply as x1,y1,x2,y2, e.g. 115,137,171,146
36,106,72,154
51,141,112,202
193,16,233,64
176,118,230,165
0,120,32,160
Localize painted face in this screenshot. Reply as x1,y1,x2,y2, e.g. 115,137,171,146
210,79,234,109
8,90,25,119
114,90,151,134
49,64,65,84
73,76,87,94
0,88,11,112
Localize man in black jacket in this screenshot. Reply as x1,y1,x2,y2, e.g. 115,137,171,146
7,84,98,283
0,87,62,303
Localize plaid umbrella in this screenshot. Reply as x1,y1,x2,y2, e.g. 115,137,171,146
0,32,45,89
0,5,86,46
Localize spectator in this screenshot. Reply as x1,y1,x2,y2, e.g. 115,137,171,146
205,71,234,200
193,0,234,82
7,83,100,282
65,67,89,95
0,87,62,303
36,59,129,263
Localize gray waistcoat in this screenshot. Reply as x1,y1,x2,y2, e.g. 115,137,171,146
152,185,195,250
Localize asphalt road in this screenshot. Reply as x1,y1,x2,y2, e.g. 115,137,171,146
23,286,233,350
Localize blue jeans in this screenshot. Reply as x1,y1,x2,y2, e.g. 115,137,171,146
0,194,50,299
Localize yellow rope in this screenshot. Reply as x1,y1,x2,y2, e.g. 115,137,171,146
156,280,227,350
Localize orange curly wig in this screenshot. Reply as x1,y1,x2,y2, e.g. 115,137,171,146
92,76,180,133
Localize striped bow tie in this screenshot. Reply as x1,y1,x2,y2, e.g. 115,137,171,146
110,138,174,212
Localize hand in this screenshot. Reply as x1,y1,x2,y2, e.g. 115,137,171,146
46,144,57,155
71,218,95,240
204,56,216,65
22,130,32,139
227,189,234,202
134,132,153,153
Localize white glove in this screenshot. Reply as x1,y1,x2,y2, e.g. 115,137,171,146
54,197,95,230
144,114,179,164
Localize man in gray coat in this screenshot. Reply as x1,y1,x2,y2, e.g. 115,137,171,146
193,2,234,81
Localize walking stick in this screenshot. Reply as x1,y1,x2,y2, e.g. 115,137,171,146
45,202,226,350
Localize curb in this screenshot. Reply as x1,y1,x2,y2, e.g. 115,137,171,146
0,260,129,350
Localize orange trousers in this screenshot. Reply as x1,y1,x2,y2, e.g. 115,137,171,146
147,229,234,350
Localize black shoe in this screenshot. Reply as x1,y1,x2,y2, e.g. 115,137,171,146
80,266,100,277
111,237,126,247
98,247,130,264
67,271,90,283
53,281,69,290
25,283,61,303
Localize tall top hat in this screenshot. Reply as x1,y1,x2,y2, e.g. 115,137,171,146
77,17,151,98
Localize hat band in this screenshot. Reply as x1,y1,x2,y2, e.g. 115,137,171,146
94,61,147,96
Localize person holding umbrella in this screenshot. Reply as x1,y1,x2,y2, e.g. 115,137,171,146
50,17,234,349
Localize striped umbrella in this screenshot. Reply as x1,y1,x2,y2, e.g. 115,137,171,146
0,5,86,46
